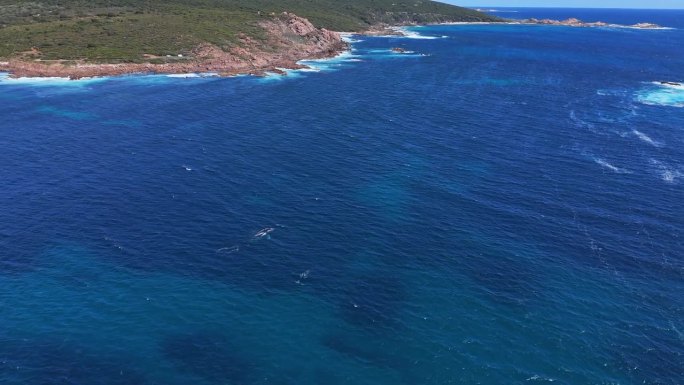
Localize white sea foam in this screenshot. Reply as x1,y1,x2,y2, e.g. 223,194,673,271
217,245,240,255
636,82,684,108
166,73,201,78
392,27,441,39
0,72,108,86
252,227,275,240
632,129,663,148
295,50,360,72
650,159,683,184
340,33,364,44
257,71,294,82
569,110,596,130
655,81,684,90
439,22,500,25
611,25,675,30
365,49,426,58
0,71,219,87
475,9,519,13
165,72,218,78
256,50,358,82
594,157,630,174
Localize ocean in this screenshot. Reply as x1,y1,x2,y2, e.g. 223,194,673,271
0,7,682,385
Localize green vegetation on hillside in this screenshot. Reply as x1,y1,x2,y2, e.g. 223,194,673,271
0,0,500,62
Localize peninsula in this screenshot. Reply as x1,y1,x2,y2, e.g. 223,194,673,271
0,0,498,78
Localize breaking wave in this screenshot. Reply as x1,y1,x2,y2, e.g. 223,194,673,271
636,81,684,107
392,27,442,39
650,159,683,184
593,157,631,174
632,129,663,147
0,72,108,86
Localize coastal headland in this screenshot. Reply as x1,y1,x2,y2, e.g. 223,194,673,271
0,13,347,79
0,0,496,79
0,1,666,79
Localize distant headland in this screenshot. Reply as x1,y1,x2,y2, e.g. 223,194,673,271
516,18,665,29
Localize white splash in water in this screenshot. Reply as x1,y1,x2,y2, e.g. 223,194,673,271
0,72,108,86
650,159,683,184
340,33,364,44
259,50,360,82
391,27,442,39
569,110,596,131
632,129,663,147
217,245,240,255
594,157,631,174
252,227,275,240
165,73,219,78
636,82,684,108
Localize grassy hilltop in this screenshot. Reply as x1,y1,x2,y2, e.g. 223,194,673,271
0,0,499,62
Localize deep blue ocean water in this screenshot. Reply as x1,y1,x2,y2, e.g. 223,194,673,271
1,7,683,385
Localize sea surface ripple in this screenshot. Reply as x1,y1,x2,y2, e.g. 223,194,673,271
0,7,682,385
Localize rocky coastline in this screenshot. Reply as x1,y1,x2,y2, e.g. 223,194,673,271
439,17,666,30
516,18,664,29
0,14,668,80
0,12,348,79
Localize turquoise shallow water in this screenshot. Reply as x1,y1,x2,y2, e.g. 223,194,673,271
0,8,683,385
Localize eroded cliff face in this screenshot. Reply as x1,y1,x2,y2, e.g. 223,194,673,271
222,12,347,71
0,12,348,79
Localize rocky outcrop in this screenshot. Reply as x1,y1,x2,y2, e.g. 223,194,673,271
0,12,348,79
256,12,347,65
520,18,664,29
631,23,663,29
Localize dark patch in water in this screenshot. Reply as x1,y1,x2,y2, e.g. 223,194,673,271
338,274,406,332
161,331,254,384
0,252,35,274
0,337,146,385
0,232,44,274
322,332,427,384
322,333,400,369
609,323,684,385
467,252,538,305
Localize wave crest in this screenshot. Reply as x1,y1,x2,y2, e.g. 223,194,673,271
632,129,663,147
650,159,683,184
636,81,684,108
593,157,631,174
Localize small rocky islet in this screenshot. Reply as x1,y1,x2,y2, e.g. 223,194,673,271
518,17,664,29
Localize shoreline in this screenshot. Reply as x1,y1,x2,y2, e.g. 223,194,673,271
0,50,352,83
0,12,348,80
0,48,346,81
435,18,671,30
0,16,670,80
